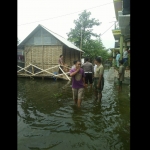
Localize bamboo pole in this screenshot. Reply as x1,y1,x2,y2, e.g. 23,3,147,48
17,65,34,75
59,65,70,81
18,63,70,80
31,64,59,76
31,64,70,78
31,64,57,76
17,64,31,72
32,66,34,74
42,45,44,70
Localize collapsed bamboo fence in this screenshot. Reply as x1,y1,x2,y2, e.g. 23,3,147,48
17,63,71,81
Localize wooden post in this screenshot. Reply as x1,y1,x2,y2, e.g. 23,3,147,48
32,66,34,74
80,27,82,50
42,45,44,72
120,35,124,60
112,49,115,67
125,41,127,48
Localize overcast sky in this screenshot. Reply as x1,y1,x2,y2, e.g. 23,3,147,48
18,0,116,49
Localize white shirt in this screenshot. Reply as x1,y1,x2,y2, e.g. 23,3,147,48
123,51,128,58
94,65,97,72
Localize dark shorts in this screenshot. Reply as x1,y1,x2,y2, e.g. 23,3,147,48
123,58,128,63
85,73,93,84
58,65,63,74
93,77,104,93
117,80,122,86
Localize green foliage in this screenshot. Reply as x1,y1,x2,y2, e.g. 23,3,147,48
67,10,100,48
67,10,110,63
82,38,110,62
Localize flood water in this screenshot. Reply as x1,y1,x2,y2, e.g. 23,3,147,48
17,70,130,150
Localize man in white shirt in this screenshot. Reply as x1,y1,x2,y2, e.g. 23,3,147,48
94,56,102,72
116,51,120,67
123,48,128,65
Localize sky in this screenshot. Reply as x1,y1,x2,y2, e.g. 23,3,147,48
18,0,116,49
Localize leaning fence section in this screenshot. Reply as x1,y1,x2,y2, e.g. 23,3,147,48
17,63,71,81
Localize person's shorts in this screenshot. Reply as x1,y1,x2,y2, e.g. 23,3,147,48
93,77,104,93
123,58,128,64
58,65,63,74
85,73,93,84
72,88,84,100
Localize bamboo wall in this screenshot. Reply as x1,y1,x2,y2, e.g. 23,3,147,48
24,45,81,75
24,45,62,73
63,46,80,67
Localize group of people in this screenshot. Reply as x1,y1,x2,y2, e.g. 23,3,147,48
58,54,125,108
115,48,130,91
120,48,129,91
69,57,104,108
58,54,104,108
116,47,129,68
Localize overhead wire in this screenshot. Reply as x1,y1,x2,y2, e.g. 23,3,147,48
100,23,115,37
18,2,113,26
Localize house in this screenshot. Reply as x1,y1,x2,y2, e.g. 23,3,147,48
17,24,84,79
108,0,130,84
111,0,130,68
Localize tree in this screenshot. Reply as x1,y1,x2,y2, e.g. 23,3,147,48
67,10,100,49
67,10,110,63
82,38,110,63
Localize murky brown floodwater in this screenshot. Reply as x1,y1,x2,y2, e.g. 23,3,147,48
17,70,130,150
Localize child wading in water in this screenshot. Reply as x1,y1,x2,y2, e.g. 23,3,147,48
117,60,125,91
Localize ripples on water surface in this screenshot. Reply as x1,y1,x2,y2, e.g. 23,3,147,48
17,70,130,150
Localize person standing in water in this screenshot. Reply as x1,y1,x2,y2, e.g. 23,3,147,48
81,57,94,88
94,56,102,72
116,51,120,68
93,57,104,103
58,54,64,74
70,60,85,108
123,48,128,66
117,60,125,91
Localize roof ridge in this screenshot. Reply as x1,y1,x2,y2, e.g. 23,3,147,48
39,24,66,39
18,24,84,52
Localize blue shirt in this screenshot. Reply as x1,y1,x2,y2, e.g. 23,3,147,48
116,54,120,60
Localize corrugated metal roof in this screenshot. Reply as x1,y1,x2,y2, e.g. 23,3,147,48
18,24,84,53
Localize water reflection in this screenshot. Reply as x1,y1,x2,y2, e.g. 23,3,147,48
17,70,130,150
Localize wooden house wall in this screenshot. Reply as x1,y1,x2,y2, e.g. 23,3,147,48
22,27,81,74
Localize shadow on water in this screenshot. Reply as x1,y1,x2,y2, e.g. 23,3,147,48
17,70,130,150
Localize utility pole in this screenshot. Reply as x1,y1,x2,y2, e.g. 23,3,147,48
80,26,82,49
99,34,101,43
